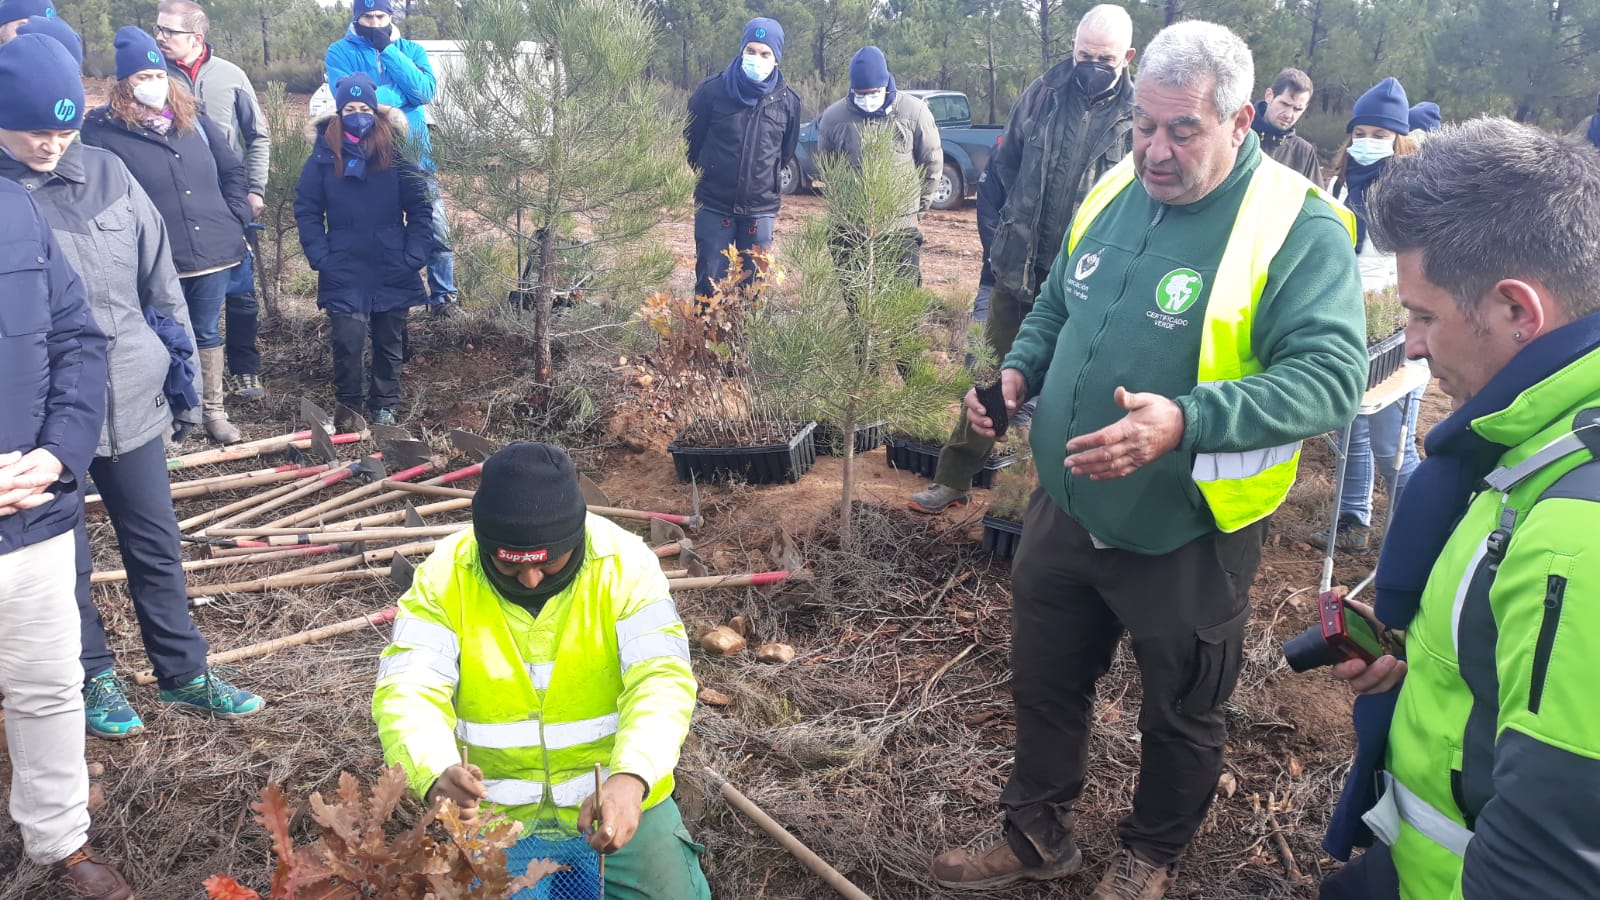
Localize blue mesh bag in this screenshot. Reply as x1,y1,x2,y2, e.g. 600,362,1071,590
505,826,604,900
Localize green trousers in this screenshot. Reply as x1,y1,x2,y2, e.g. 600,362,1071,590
604,796,710,900
934,283,1030,490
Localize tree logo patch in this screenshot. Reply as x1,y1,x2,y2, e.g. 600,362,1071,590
1155,268,1202,314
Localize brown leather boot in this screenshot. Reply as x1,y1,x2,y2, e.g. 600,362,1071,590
930,836,1082,890
1089,848,1178,900
54,844,133,899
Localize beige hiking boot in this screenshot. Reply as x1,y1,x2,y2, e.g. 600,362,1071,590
930,837,1082,891
198,347,242,444
1089,849,1178,900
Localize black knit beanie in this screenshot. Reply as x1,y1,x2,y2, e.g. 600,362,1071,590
473,442,587,566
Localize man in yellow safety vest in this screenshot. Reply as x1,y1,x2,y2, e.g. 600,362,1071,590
372,441,709,898
930,20,1368,899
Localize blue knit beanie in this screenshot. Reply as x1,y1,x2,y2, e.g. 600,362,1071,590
18,14,80,67
334,73,378,112
741,18,783,63
849,46,891,91
351,0,393,21
0,0,54,24
1347,76,1410,135
1408,101,1441,134
113,26,163,81
0,33,82,130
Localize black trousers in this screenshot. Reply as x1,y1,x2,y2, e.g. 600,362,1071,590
329,309,407,412
76,435,209,691
224,248,259,376
1319,844,1401,899
1001,487,1264,867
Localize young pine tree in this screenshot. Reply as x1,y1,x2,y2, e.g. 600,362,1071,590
428,0,694,395
750,125,966,544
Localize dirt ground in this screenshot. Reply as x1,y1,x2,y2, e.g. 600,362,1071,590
0,186,1445,899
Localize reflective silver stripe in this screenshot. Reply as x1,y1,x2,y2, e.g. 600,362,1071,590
619,632,691,673
1386,772,1474,857
1482,433,1588,493
455,718,542,749
376,649,459,686
527,662,555,691
544,713,619,750
616,599,683,643
391,617,460,657
1451,539,1490,658
1192,442,1299,482
482,768,608,809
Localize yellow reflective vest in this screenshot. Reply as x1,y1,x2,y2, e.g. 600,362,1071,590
372,514,697,829
1065,155,1358,531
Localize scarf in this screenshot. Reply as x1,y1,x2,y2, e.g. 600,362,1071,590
340,132,371,180
1340,155,1387,251
852,74,898,120
1251,100,1294,143
722,55,777,107
1324,310,1600,859
141,109,175,136
478,538,586,616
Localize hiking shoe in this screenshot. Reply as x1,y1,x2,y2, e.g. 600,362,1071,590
430,298,463,318
372,408,398,426
930,838,1082,890
1308,520,1371,553
1090,849,1178,900
83,672,144,740
228,373,266,402
908,483,971,514
158,671,264,719
53,844,133,900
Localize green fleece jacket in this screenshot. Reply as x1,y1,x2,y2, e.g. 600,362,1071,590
1004,134,1367,554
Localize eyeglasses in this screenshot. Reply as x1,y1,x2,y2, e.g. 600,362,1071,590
154,25,196,38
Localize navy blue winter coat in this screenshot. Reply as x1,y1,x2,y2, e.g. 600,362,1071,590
294,112,433,316
0,179,109,553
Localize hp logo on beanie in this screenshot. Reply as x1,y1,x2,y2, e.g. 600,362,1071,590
755,27,766,38
54,98,76,122
350,85,362,97
45,6,56,16
365,0,376,8
147,50,160,64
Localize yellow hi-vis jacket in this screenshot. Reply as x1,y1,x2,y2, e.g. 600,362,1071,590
372,514,696,828
1064,155,1358,531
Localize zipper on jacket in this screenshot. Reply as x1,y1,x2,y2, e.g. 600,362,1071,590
735,93,767,214
1064,202,1165,509
1528,574,1566,714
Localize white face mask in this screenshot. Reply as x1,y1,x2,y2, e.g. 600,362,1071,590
1347,136,1395,167
852,91,886,114
741,52,775,83
132,79,170,110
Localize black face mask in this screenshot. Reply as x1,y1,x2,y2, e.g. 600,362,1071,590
479,539,586,613
1073,62,1119,98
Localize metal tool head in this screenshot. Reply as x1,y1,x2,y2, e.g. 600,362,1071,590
352,455,388,484
389,553,417,591
307,422,339,464
374,430,432,471
333,404,368,437
449,428,500,462
769,526,804,573
300,397,334,434
403,503,427,528
649,518,687,547
681,547,708,578
578,474,611,508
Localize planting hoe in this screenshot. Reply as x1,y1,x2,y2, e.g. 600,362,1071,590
163,399,366,471
134,604,404,686
703,768,874,900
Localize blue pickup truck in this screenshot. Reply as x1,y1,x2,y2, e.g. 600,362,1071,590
780,90,1004,210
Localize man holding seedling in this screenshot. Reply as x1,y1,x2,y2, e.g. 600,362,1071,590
909,4,1136,515
930,21,1366,898
373,441,709,898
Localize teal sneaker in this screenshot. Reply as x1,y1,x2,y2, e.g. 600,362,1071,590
83,671,145,740
158,671,264,719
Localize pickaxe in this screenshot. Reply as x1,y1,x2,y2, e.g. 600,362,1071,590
164,399,365,471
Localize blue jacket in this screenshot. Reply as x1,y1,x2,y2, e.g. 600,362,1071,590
325,25,437,171
294,112,434,316
0,179,109,554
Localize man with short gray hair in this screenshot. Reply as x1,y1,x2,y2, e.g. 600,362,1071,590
157,0,272,403
931,21,1366,898
1320,118,1600,900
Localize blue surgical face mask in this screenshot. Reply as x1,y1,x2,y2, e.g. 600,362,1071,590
741,52,775,83
1347,136,1395,167
342,112,376,139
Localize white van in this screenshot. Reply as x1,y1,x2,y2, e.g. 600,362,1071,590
309,39,550,131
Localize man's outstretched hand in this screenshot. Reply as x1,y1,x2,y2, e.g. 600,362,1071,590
427,763,488,823
578,773,646,854
1064,387,1184,480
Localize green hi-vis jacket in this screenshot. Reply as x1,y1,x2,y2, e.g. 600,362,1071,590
373,515,697,830
1004,133,1368,553
1379,345,1600,899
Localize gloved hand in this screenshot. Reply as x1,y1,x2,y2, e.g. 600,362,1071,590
172,421,195,443
358,23,392,52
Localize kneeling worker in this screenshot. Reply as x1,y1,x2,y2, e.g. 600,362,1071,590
373,441,710,898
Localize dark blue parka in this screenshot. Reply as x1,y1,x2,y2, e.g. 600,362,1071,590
294,111,433,315
0,179,109,553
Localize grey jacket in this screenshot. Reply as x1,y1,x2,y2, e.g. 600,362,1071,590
989,60,1133,299
0,142,201,457
168,49,271,197
816,91,942,231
